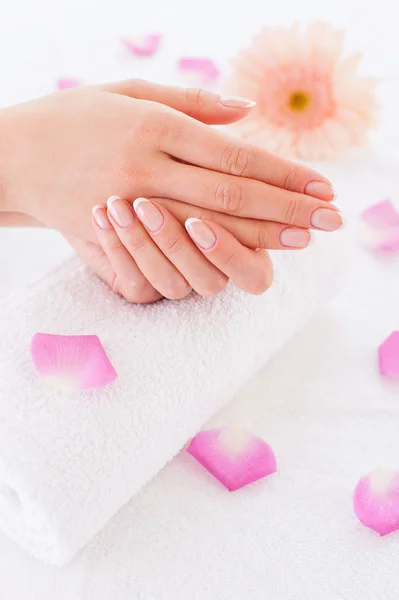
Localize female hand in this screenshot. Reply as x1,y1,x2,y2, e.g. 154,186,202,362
0,79,341,245
68,195,275,304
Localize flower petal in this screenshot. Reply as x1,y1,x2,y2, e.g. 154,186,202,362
187,427,276,491
178,58,220,82
379,331,399,378
359,200,399,253
354,468,399,536
224,22,378,160
361,199,399,229
31,333,117,391
57,78,81,90
121,34,161,57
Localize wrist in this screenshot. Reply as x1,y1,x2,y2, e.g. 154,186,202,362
0,107,24,213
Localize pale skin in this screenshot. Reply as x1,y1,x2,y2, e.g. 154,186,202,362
0,79,342,303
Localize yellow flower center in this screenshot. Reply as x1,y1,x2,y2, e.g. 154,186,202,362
289,91,310,112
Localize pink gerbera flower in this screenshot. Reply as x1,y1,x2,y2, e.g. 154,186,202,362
225,22,378,160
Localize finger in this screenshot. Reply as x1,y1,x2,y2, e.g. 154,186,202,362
159,163,342,231
92,204,162,304
65,236,117,290
106,196,192,300
156,197,311,250
154,109,335,201
185,218,273,295
97,79,255,125
133,198,228,297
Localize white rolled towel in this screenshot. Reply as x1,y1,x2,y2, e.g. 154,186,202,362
0,232,344,565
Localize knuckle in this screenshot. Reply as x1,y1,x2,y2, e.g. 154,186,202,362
184,87,205,116
254,224,270,250
223,249,242,271
135,111,162,143
155,111,182,150
124,233,149,254
194,208,214,223
104,237,125,254
114,278,151,304
221,143,253,177
283,196,303,225
250,255,274,295
162,279,192,300
162,234,184,257
283,163,299,192
215,181,244,215
199,275,228,297
135,108,174,150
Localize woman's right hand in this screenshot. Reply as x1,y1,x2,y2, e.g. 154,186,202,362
0,79,341,247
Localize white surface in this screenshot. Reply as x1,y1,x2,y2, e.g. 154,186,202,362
1,157,399,599
1,0,399,597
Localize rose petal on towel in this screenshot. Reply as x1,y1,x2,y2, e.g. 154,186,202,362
31,333,117,391
57,78,81,90
187,427,276,491
121,34,162,57
378,331,399,377
359,199,399,253
178,58,221,82
353,468,399,536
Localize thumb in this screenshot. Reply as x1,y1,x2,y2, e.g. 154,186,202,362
96,79,256,125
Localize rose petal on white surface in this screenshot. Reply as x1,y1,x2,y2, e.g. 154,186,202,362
187,427,277,491
56,78,81,90
378,331,399,377
178,57,220,82
121,34,162,57
31,333,117,391
353,468,399,536
361,199,399,229
359,199,399,253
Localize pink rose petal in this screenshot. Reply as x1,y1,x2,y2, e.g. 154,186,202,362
57,78,81,90
359,199,399,253
187,427,276,491
121,34,162,57
178,58,221,82
31,333,117,391
354,468,399,536
361,199,399,228
379,331,399,377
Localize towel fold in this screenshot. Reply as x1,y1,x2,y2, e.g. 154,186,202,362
0,232,343,565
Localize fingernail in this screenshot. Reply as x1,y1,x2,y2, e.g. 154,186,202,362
310,208,343,231
92,205,112,230
305,181,335,201
107,195,135,227
219,96,257,109
280,228,311,248
185,218,217,250
133,198,164,232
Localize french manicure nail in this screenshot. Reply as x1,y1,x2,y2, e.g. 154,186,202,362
92,205,112,230
107,195,135,228
219,96,257,109
280,228,311,248
133,198,164,232
305,181,335,201
310,208,343,231
185,218,217,249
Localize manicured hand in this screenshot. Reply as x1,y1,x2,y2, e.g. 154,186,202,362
0,79,341,246
87,195,274,303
